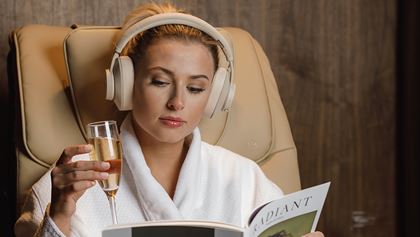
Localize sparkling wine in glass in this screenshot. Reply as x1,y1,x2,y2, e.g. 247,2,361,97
87,120,122,224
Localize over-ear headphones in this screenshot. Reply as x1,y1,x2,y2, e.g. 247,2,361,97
105,12,235,118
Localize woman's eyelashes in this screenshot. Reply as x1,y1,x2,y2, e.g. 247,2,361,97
150,78,169,87
150,77,206,94
187,86,206,94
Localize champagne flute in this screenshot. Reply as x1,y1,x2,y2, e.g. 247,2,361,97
87,120,122,224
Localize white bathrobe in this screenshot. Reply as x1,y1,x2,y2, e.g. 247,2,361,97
15,116,283,237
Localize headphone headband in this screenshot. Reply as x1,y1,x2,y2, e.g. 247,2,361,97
114,12,234,63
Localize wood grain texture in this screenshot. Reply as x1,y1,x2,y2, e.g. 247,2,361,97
0,0,396,236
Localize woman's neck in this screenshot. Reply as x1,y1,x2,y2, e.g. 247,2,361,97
132,121,188,198
140,136,186,163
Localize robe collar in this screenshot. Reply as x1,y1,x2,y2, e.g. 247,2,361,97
120,115,203,220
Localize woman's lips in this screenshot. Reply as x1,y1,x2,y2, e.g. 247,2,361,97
159,116,186,128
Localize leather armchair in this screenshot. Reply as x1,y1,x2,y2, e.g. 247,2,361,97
9,24,301,213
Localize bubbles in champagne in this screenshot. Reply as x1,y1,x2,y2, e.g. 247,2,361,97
89,137,123,197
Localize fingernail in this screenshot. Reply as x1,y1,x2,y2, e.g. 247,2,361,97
101,162,110,169
100,172,109,179
91,181,96,186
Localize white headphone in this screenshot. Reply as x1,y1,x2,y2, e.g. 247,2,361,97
105,12,235,118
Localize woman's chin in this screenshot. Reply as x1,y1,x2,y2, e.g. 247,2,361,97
132,119,195,145
145,127,191,144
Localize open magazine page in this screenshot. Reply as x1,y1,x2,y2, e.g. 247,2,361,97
246,182,330,237
102,220,245,237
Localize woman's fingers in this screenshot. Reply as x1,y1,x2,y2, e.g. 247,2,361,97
53,170,109,187
51,145,111,193
59,180,97,194
53,160,110,175
56,145,92,166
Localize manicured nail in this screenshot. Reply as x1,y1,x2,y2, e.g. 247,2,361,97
100,172,109,179
101,162,110,169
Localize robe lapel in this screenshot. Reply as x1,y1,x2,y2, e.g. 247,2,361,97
120,116,182,220
172,128,205,215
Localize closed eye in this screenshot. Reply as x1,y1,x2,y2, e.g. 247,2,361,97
188,87,206,94
151,78,169,87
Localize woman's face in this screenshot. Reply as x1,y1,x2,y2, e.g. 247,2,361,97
132,38,215,144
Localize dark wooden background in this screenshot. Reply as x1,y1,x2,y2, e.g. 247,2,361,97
0,0,398,236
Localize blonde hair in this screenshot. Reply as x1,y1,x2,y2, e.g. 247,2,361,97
118,2,219,71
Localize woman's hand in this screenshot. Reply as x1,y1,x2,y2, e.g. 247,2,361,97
302,231,324,237
49,145,110,235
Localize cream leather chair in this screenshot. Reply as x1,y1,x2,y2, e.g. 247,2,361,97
9,24,300,213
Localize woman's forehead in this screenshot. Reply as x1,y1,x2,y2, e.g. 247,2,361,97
146,38,211,55
140,39,215,74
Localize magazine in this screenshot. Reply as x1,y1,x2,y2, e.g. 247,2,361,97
103,182,330,237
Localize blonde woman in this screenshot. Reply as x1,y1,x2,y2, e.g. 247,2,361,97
15,3,324,237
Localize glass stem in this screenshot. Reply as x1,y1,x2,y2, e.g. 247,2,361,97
108,196,118,224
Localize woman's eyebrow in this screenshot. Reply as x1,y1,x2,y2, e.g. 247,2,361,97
190,75,209,81
149,66,174,77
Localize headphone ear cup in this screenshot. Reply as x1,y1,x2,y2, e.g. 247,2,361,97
204,67,227,118
105,68,115,100
113,56,134,110
223,81,236,111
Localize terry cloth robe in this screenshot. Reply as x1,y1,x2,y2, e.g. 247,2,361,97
15,115,283,237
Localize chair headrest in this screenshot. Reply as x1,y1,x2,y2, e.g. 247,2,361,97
64,26,295,162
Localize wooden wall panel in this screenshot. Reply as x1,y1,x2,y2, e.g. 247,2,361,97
0,0,396,236
266,1,397,236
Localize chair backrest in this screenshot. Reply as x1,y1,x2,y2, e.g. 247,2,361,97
9,24,300,212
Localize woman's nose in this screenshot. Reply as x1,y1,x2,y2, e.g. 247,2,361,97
166,88,185,111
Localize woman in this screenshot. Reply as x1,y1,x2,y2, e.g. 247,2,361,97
15,3,324,237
